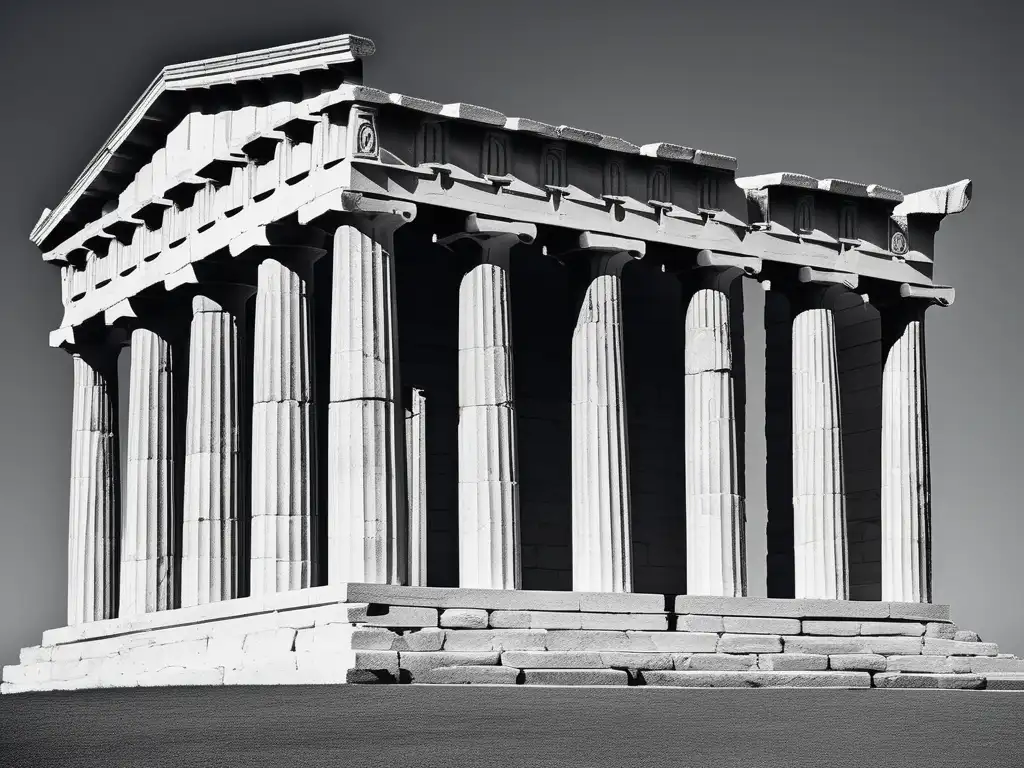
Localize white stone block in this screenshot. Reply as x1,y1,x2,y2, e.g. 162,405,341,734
924,622,958,639
439,608,488,629
502,651,604,669
873,672,983,689
579,613,667,631
723,617,800,635
677,653,758,671
527,612,582,630
419,665,520,685
863,636,924,655
923,638,998,656
886,655,956,673
718,634,782,654
642,632,720,653
443,629,547,652
641,670,870,688
782,636,869,655
546,631,632,652
599,652,674,671
757,653,828,671
136,666,226,687
675,615,724,633
242,628,297,657
488,610,531,628
400,629,446,652
828,654,887,672
293,623,358,654
523,669,628,686
860,621,925,637
801,620,860,636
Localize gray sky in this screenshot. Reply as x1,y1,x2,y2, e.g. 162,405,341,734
0,0,1020,666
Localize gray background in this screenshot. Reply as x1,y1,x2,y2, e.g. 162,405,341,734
0,0,1019,666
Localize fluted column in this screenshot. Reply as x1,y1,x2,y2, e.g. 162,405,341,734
442,216,535,589
571,233,644,593
684,252,760,596
881,284,952,602
405,388,427,587
67,344,120,624
181,285,253,607
791,267,854,600
121,327,178,616
328,198,416,586
249,246,323,596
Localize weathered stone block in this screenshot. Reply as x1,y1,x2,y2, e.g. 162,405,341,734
18,647,53,665
676,654,758,671
398,628,445,652
352,650,399,674
419,665,520,685
541,630,629,652
398,651,499,680
758,654,828,671
347,584,579,612
527,612,582,630
873,672,984,689
782,636,869,655
924,622,957,639
863,636,923,655
801,620,860,637
723,617,800,635
437,608,490,629
443,629,547,652
888,603,950,622
600,652,674,671
488,610,531,629
675,615,724,633
579,592,664,614
501,651,604,669
580,613,668,631
860,621,925,637
523,669,628,686
640,632,719,653
242,628,297,657
948,656,973,673
829,654,887,672
366,606,439,628
641,670,870,688
351,627,401,651
923,638,998,656
886,655,956,673
969,656,1024,674
718,634,782,654
953,630,980,643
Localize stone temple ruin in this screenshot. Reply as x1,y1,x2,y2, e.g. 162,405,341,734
4,33,1022,693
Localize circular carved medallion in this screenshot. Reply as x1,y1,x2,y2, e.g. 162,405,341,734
357,122,377,155
890,231,908,255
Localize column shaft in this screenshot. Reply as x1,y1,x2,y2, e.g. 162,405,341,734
68,351,120,624
181,292,246,607
121,328,177,616
406,388,427,587
684,281,746,596
881,305,931,602
250,255,316,595
328,224,406,585
792,303,849,599
458,260,520,589
571,254,633,593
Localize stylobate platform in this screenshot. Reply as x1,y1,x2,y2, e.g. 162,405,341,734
4,586,1023,693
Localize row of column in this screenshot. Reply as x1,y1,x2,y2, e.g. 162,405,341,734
64,212,939,626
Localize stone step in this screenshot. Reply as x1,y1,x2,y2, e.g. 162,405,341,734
982,674,1024,690
872,672,984,689
640,670,871,688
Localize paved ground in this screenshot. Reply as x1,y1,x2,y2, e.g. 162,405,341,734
1,685,1022,767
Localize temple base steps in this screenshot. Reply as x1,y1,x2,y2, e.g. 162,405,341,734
3,585,1021,693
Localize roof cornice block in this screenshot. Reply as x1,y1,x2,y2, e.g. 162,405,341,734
866,184,904,202
893,179,972,216
31,33,373,248
693,150,738,172
640,143,696,162
440,103,506,126
504,118,560,138
735,172,818,190
389,94,444,114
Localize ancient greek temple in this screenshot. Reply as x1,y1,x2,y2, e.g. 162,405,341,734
5,34,1022,693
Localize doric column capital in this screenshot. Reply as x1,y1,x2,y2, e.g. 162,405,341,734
577,231,645,277
228,223,327,280
438,214,535,268
102,293,191,342
164,262,256,317
50,322,126,368
691,249,761,289
298,190,417,245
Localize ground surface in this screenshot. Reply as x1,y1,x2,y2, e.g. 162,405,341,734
1,685,1021,767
